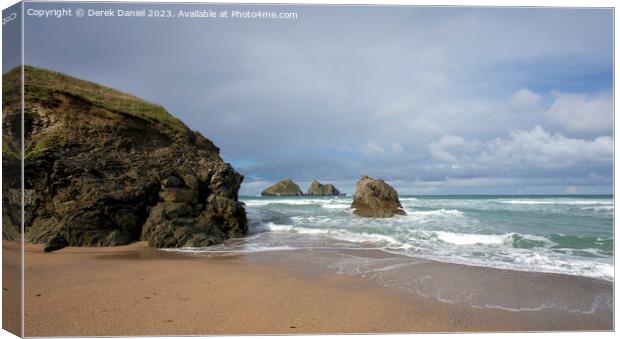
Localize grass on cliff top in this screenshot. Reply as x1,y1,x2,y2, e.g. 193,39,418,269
2,65,188,133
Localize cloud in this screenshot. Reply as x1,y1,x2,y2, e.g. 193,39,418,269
390,142,404,154
361,141,385,156
429,135,465,162
547,91,612,133
238,179,273,196
485,126,612,169
22,4,612,194
358,141,405,156
510,88,543,109
224,114,242,125
429,135,478,162
430,126,613,172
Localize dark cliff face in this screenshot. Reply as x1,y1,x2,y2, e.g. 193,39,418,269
2,66,247,250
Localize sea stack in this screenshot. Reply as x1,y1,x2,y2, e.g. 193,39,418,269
261,178,304,196
4,66,248,251
351,175,406,218
307,180,341,196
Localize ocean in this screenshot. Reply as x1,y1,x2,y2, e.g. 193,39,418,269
167,194,614,313
180,195,613,281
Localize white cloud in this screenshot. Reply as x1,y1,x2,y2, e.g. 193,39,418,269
361,141,385,156
239,179,273,196
510,88,543,109
357,141,405,156
430,126,612,171
224,114,241,125
429,135,480,162
391,142,404,154
483,126,612,169
337,145,354,152
376,95,418,118
547,92,612,133
429,135,466,162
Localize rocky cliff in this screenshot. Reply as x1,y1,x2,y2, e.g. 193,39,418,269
2,66,247,251
261,178,303,196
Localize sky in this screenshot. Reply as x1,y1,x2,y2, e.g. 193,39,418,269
16,3,613,195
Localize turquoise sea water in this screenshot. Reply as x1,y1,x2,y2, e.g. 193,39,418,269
185,195,614,281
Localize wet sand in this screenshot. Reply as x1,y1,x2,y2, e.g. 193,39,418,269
2,241,613,336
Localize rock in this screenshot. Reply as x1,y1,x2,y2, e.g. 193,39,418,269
4,65,248,249
307,180,340,196
261,178,303,196
44,234,68,252
351,175,406,218
159,188,197,203
2,72,22,242
162,176,183,188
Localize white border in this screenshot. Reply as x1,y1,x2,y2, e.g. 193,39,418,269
0,1,617,339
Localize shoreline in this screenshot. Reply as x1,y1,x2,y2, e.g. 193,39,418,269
3,240,613,336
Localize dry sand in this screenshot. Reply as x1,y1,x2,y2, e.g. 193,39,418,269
2,240,21,336
1,240,613,336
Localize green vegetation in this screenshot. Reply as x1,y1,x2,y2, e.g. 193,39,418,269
24,135,73,160
2,65,188,133
2,143,19,159
25,139,47,159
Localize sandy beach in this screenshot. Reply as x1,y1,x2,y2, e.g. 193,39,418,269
1,240,612,336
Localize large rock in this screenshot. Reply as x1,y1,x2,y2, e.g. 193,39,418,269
307,180,340,196
2,66,247,250
351,175,406,218
261,178,303,196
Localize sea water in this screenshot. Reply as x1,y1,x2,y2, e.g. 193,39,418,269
170,195,614,313
187,195,613,281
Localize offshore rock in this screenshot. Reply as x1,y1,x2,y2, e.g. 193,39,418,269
351,175,406,218
261,178,304,196
307,180,340,196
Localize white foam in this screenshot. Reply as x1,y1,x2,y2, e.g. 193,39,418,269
259,222,407,248
181,245,298,254
242,198,334,207
500,250,615,281
407,209,464,217
582,205,614,211
470,293,610,314
434,231,510,245
321,203,351,209
374,261,422,272
263,222,330,235
519,234,554,243
500,199,613,206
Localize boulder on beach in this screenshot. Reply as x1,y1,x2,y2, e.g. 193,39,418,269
261,178,304,196
351,175,406,218
307,180,340,196
4,66,248,251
